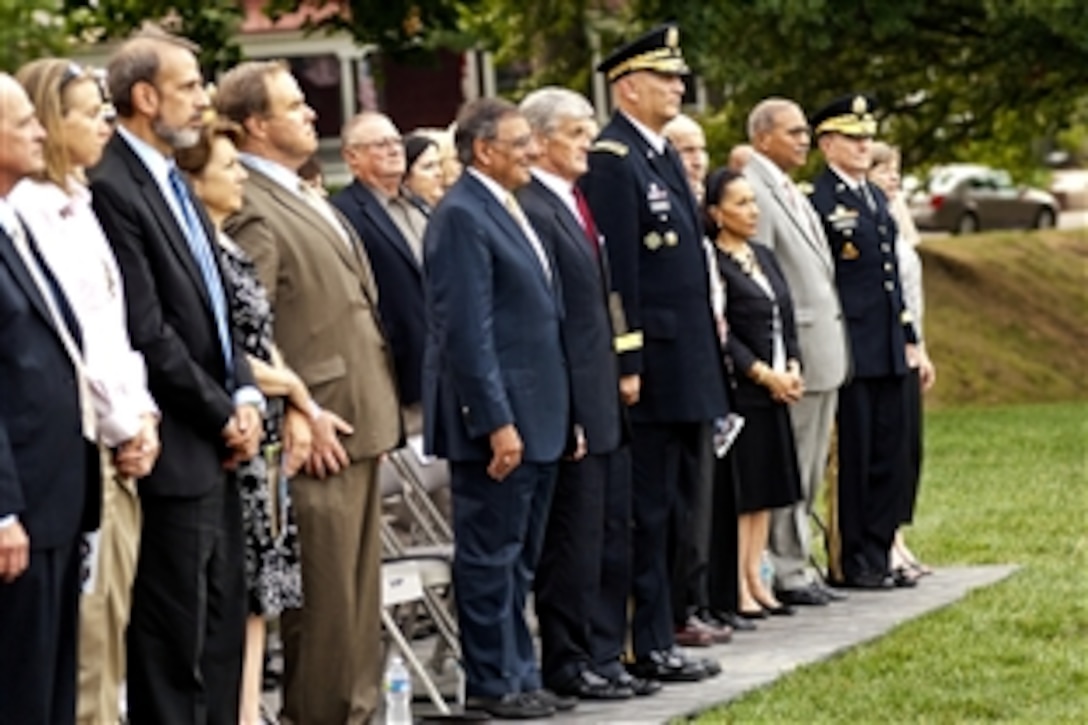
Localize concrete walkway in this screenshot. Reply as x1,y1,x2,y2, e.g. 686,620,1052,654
538,565,1017,724
264,564,1016,723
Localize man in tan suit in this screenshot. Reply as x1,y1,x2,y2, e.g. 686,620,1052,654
217,61,401,724
744,98,849,604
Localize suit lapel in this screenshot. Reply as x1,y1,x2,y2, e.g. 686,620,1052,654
350,183,419,271
0,227,57,333
752,160,834,274
532,178,597,271
247,166,365,277
614,114,699,230
248,168,383,310
112,137,216,314
464,174,552,290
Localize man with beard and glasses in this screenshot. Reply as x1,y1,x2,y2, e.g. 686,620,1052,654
88,30,263,722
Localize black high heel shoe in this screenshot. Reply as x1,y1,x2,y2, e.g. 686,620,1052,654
754,599,796,616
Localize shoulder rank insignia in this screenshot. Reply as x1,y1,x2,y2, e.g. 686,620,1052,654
591,139,629,157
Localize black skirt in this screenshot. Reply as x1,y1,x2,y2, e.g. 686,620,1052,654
733,401,803,514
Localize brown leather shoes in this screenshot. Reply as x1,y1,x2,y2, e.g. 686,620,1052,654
688,614,733,644
673,621,714,647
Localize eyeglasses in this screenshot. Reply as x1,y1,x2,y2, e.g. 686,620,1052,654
676,145,708,156
489,134,533,151
355,136,404,152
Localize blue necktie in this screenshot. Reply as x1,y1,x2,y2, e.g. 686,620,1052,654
167,166,234,379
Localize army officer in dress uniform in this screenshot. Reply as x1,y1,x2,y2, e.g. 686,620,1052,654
808,94,918,590
579,24,728,683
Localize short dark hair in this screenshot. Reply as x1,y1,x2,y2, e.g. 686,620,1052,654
175,119,244,176
453,97,519,167
107,28,199,119
703,166,745,238
214,60,289,133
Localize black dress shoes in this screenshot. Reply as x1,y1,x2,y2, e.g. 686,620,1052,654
816,581,849,601
718,611,758,632
776,584,829,606
607,670,663,697
626,649,708,683
551,670,633,701
759,601,796,617
698,656,723,677
465,692,555,719
530,689,577,711
891,567,919,588
832,571,895,590
738,608,767,620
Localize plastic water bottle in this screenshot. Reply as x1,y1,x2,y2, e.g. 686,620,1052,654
384,654,412,725
760,551,775,591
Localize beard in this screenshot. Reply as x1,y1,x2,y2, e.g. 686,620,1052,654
152,115,201,150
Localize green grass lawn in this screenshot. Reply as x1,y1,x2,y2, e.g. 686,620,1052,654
696,401,1088,723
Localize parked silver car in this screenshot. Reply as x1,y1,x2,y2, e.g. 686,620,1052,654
909,164,1059,234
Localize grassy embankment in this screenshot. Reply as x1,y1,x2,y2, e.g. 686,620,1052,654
697,228,1088,722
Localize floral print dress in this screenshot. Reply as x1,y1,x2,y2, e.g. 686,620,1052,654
218,234,303,615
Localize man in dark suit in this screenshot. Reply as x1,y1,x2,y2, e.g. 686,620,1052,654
332,112,427,433
423,97,571,720
0,71,100,725
518,87,661,701
580,24,728,683
808,94,917,590
88,32,262,722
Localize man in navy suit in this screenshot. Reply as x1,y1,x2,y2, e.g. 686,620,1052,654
518,87,661,701
332,112,427,431
580,24,728,683
808,94,917,590
89,32,262,722
423,97,571,720
0,72,100,725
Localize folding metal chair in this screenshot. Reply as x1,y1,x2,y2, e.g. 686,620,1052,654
379,439,453,556
381,555,463,714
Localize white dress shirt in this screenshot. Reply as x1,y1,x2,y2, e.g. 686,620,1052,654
621,111,667,155
240,152,352,247
531,167,582,226
114,128,262,410
9,178,157,447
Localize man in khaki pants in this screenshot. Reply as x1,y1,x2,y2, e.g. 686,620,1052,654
77,455,144,725
218,61,401,724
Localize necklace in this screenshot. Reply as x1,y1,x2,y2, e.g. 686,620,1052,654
718,239,759,277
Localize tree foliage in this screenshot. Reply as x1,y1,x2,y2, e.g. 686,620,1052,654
5,1,1084,178
63,0,246,72
458,0,634,97
0,0,71,72
631,0,1088,177
281,0,471,60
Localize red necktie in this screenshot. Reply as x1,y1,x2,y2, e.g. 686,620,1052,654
572,186,600,254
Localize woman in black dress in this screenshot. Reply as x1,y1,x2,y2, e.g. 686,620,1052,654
704,168,804,618
177,121,316,724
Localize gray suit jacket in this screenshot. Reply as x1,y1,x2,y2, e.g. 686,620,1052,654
745,152,849,392
224,164,401,460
